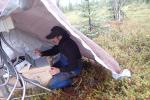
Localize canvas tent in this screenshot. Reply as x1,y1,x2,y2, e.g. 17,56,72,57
0,0,131,79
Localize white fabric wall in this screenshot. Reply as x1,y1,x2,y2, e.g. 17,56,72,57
2,29,51,60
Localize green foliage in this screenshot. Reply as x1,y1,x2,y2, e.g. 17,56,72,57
78,0,101,34
65,2,150,99
78,0,98,17
128,0,150,4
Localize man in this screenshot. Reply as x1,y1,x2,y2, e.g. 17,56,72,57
35,26,82,90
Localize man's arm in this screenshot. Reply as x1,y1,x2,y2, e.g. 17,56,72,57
41,46,59,56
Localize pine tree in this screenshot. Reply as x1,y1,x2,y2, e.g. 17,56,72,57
79,0,99,32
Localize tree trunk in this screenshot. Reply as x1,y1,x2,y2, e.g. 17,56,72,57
87,0,92,31
56,0,60,7
68,0,73,10
112,0,126,21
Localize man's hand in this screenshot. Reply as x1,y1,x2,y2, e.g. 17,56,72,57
49,67,60,75
34,49,42,56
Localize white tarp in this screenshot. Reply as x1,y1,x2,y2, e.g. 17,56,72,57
2,29,52,59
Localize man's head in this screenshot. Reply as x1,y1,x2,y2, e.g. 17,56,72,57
46,26,69,45
49,35,62,45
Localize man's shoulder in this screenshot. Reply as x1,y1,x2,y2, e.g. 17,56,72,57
64,38,77,46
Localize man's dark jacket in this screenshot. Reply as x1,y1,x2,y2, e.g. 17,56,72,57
41,35,82,72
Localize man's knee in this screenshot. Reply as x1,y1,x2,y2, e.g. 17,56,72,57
47,78,73,90
47,77,58,89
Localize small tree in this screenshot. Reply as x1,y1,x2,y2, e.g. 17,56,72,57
79,0,99,32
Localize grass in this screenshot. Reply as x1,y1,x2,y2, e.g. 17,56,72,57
60,3,150,99
14,3,150,100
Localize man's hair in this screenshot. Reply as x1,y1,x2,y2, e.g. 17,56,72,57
46,26,69,39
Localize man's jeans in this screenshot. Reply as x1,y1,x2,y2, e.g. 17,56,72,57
47,54,82,90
